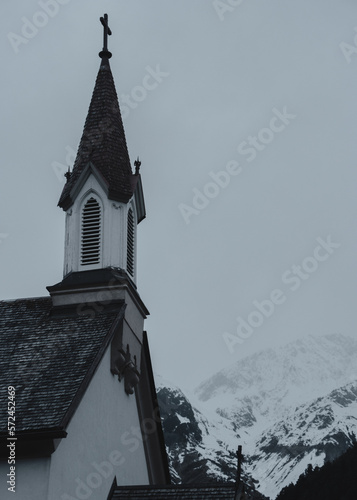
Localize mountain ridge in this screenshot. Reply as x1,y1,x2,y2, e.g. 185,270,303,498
155,333,357,498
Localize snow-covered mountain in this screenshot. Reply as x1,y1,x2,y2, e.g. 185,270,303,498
156,376,268,499
156,334,357,499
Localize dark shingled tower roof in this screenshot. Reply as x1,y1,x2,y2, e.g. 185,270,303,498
58,54,134,210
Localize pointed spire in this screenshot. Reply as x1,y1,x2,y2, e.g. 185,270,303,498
58,15,134,210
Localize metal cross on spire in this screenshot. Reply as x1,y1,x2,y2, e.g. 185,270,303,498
99,13,112,59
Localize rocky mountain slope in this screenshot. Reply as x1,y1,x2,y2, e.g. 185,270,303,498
156,334,357,499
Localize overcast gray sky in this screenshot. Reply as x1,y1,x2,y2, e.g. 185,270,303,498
1,1,357,390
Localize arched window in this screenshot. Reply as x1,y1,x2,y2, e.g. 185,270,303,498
81,197,101,266
126,208,135,277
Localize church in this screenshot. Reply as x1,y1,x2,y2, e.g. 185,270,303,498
0,14,242,500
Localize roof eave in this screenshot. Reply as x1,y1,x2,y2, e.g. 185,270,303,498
0,428,67,459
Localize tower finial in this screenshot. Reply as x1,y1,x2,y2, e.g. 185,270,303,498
99,13,112,59
64,167,71,183
134,157,141,175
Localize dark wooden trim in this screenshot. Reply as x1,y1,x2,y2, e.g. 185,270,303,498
135,331,171,485
0,428,67,459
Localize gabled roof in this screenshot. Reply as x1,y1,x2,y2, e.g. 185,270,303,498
110,484,237,499
0,297,124,435
58,55,137,210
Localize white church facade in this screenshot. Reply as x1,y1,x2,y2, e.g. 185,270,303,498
0,13,169,500
0,14,242,500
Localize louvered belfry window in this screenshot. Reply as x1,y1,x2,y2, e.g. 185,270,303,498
81,197,101,266
127,208,135,276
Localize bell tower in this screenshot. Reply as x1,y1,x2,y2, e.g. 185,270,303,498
48,14,148,396
57,14,145,284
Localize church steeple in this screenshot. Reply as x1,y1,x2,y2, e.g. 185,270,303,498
59,16,133,210
58,14,145,281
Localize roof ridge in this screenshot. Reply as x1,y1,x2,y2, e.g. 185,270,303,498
0,296,50,303
114,483,236,490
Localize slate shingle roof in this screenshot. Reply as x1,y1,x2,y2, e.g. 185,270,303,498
111,484,237,499
0,297,124,433
58,55,134,210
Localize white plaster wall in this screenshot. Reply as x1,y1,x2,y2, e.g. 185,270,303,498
0,457,50,500
47,343,149,500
